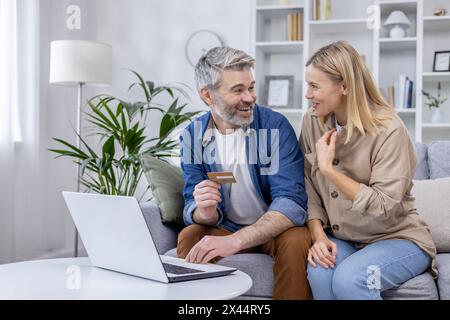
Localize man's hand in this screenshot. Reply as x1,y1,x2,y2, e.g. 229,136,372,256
185,234,242,264
316,129,337,177
193,180,222,225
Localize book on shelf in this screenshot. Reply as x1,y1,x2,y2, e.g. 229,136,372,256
398,74,407,109
298,11,303,40
391,75,414,109
313,0,332,20
287,14,293,40
406,79,414,109
387,85,395,108
286,12,303,41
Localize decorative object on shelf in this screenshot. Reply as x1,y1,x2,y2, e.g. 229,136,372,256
422,82,448,123
49,40,112,257
264,75,294,109
433,8,447,16
433,51,450,72
185,30,224,67
384,10,411,38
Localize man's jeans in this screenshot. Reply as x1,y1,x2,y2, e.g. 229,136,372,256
307,235,431,300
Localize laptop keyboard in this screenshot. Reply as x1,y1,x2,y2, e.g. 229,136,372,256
162,262,205,275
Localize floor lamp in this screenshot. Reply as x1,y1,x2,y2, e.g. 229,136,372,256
49,40,112,257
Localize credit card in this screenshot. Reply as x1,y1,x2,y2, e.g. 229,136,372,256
207,172,236,184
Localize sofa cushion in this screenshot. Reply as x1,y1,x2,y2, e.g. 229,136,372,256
428,141,450,179
381,272,439,300
141,201,179,254
414,143,429,180
165,248,274,298
141,153,185,225
437,254,450,300
412,177,450,253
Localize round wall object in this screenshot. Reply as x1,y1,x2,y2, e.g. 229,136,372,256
185,30,224,67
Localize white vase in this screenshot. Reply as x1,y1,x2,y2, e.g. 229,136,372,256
431,108,444,124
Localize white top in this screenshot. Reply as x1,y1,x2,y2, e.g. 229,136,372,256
214,128,268,225
335,116,346,134
0,258,252,300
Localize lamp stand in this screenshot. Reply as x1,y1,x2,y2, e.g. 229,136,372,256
74,82,84,257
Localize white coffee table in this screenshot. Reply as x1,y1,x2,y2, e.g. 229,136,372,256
0,258,252,300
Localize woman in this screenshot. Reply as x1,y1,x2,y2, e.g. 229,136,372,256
300,41,436,300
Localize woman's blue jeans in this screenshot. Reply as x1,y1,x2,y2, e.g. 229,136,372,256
307,235,431,300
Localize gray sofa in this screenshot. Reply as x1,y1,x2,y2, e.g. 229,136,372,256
141,141,450,300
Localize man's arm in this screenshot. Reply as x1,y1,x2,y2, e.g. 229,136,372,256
180,126,224,226
233,210,294,250
185,210,293,264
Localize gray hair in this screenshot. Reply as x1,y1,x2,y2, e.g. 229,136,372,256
194,47,255,92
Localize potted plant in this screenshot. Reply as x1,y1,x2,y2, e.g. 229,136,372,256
422,81,448,123
49,70,202,200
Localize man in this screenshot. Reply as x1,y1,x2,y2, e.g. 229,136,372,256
178,47,311,300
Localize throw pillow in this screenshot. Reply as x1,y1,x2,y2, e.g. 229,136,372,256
428,141,450,179
414,143,429,180
412,177,450,253
141,153,185,225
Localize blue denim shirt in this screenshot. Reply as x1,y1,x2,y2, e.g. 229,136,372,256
179,104,308,232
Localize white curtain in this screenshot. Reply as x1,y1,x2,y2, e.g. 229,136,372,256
0,0,67,264
0,0,18,264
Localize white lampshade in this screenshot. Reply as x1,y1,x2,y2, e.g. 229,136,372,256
384,10,411,27
50,40,112,86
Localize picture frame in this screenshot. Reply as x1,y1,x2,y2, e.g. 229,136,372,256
433,51,450,72
263,75,294,109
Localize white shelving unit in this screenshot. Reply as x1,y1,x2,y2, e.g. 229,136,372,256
252,0,450,143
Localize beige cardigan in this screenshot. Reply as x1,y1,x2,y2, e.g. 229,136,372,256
299,108,437,276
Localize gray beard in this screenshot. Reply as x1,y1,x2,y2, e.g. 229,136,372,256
214,100,255,127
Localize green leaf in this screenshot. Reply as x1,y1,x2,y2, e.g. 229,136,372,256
80,158,93,177
128,69,151,102
146,81,155,94
102,136,116,159
159,114,176,140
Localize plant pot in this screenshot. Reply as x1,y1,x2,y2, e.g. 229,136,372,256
431,108,444,124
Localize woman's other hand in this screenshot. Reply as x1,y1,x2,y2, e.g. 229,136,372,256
308,236,338,269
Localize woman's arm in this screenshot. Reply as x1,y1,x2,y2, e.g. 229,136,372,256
307,219,337,268
317,126,416,219
299,115,330,226
307,219,327,242
316,129,360,200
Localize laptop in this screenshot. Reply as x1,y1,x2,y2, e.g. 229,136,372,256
62,192,237,283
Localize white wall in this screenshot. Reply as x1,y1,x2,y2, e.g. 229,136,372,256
94,0,253,136
27,0,253,260
10,0,100,261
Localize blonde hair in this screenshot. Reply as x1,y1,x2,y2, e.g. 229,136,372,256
306,41,394,144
